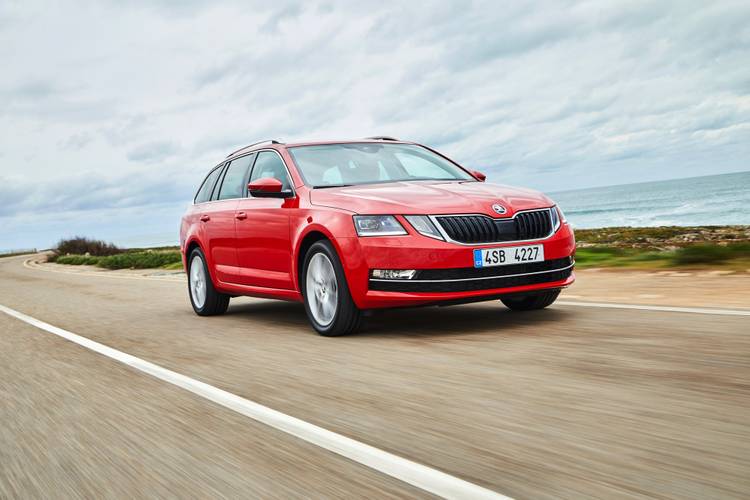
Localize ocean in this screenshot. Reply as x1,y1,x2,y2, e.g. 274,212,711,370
550,171,750,229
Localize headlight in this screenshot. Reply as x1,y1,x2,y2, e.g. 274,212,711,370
549,205,566,232
404,215,444,241
353,215,407,236
550,206,560,231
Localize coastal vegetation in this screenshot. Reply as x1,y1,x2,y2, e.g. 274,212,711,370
50,237,181,270
574,226,750,269
574,243,750,269
48,226,750,271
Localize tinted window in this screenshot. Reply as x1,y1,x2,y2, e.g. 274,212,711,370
288,143,473,187
194,167,223,204
218,154,255,200
394,152,458,180
250,152,292,191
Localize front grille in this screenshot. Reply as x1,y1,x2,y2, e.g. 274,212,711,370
516,210,553,240
369,257,574,293
435,209,553,244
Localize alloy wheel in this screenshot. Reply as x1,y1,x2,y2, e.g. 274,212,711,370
306,252,338,326
189,255,207,308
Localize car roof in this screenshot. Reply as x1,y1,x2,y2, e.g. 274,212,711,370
225,138,416,160
283,138,415,148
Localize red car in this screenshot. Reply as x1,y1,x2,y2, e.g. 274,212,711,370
180,138,575,336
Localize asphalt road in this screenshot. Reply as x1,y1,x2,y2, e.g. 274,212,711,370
1,255,749,499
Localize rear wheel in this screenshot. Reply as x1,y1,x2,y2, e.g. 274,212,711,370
302,240,362,336
501,289,560,311
188,248,230,316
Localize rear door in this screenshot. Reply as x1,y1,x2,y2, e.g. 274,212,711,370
200,155,253,284
235,150,294,289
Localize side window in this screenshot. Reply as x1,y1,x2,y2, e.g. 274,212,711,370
194,166,223,204
250,152,292,191
394,152,456,180
218,154,255,200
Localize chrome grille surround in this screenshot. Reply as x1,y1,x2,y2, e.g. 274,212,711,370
431,208,556,245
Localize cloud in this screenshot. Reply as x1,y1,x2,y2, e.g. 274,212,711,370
1,0,749,249
60,131,94,150
126,141,181,163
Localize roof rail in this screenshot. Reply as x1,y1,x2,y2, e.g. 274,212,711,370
226,139,282,158
365,136,399,141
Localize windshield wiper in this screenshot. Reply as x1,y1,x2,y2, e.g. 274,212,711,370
314,184,354,189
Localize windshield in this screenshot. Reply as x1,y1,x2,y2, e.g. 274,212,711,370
288,143,475,188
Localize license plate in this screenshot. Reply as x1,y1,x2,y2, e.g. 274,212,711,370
473,244,544,268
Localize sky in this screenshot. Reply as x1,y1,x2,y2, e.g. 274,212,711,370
1,0,749,250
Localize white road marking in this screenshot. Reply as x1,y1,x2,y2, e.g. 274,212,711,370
0,303,509,500
557,301,750,317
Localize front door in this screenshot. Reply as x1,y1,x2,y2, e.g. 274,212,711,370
235,151,294,290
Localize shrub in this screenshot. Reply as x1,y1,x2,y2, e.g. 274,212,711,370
54,255,102,266
97,251,182,270
671,243,750,265
55,237,122,257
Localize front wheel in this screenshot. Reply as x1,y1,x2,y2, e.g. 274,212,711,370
302,240,362,336
501,289,560,311
188,248,230,316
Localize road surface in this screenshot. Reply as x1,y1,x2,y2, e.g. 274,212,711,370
1,255,749,499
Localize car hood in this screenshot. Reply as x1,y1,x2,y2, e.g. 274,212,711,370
309,181,554,217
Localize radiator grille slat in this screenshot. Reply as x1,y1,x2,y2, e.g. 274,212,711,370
436,209,553,244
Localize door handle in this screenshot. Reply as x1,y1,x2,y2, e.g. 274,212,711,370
200,215,210,222
235,212,247,220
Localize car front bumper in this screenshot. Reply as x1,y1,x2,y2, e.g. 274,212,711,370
335,223,576,309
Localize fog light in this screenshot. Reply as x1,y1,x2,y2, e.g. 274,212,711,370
371,269,417,280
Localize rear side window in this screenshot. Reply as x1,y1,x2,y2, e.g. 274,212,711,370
194,166,223,204
250,152,292,191
218,154,255,200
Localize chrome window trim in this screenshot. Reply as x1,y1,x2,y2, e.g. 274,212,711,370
192,163,226,204
428,207,558,246
192,148,296,205
369,262,574,283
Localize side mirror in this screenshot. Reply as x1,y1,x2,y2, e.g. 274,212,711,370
471,170,487,182
248,178,293,198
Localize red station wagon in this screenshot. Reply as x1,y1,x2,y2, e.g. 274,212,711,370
180,137,575,336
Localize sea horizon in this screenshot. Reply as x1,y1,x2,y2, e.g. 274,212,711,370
551,170,750,229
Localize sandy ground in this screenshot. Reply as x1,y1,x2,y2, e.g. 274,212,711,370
1,254,749,499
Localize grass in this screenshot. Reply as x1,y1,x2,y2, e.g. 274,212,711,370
574,242,750,269
573,226,750,269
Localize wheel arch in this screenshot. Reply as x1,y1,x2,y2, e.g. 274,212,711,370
184,238,220,287
295,230,330,293
294,222,353,289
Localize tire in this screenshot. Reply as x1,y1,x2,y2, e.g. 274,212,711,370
302,240,362,336
187,247,230,316
501,289,560,311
